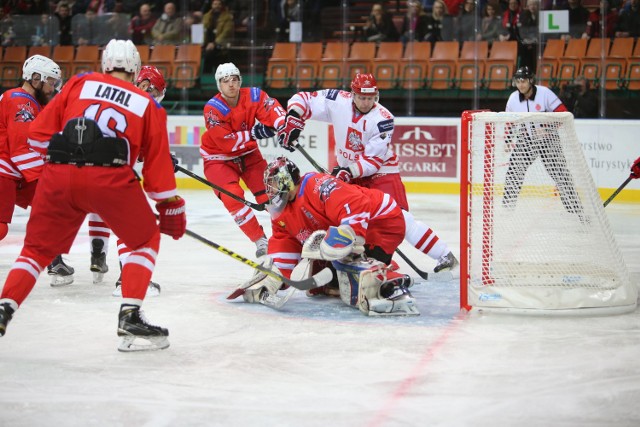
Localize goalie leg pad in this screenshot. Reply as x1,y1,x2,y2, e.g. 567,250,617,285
333,257,387,307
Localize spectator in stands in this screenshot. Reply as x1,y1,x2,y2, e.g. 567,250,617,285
129,2,157,45
202,0,234,73
517,0,540,70
276,0,302,42
456,0,479,42
499,0,520,42
559,75,599,118
362,2,400,42
424,0,448,42
562,0,589,40
583,0,619,38
444,0,465,16
615,0,640,38
55,1,73,46
151,1,183,45
73,9,100,45
540,0,569,9
478,0,503,42
400,0,429,42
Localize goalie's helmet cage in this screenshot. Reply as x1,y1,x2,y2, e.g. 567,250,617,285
101,39,141,81
23,54,62,90
136,65,166,102
215,62,242,92
264,156,300,217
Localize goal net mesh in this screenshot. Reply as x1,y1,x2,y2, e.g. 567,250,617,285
461,111,637,314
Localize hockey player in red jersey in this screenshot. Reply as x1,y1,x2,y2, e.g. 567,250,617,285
200,62,286,258
87,65,167,296
238,156,419,316
0,54,76,285
278,73,458,273
0,40,186,351
0,54,61,242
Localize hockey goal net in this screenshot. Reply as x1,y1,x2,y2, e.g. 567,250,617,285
460,111,637,314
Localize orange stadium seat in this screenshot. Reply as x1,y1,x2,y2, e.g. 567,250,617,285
399,41,431,90
373,42,403,89
265,43,297,89
293,42,323,89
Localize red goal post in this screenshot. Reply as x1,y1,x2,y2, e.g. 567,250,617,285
460,110,637,315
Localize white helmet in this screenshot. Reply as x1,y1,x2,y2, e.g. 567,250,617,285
215,62,242,92
101,39,141,80
23,55,62,90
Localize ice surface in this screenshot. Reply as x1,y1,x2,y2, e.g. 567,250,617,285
1,191,639,427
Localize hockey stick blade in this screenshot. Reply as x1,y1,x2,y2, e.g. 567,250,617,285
185,229,333,291
176,165,266,211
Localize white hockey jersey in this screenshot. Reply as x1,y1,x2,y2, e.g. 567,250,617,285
505,85,567,113
287,89,399,178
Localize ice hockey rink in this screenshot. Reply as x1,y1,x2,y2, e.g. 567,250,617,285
1,189,639,427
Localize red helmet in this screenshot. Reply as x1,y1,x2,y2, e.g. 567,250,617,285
350,73,378,96
136,65,166,102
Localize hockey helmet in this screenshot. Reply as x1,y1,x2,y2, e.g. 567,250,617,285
351,73,378,96
101,39,141,80
23,55,62,90
215,62,242,92
512,66,535,86
136,65,166,102
264,156,301,217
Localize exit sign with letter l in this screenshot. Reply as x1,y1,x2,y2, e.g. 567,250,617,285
540,10,568,33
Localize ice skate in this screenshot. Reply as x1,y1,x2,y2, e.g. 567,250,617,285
90,239,109,284
361,273,419,317
434,251,458,273
117,304,169,352
255,236,268,259
112,276,161,297
0,302,15,337
47,255,75,287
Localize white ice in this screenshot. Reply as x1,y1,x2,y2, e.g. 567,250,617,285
1,191,639,427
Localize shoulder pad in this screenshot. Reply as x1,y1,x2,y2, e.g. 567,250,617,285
205,97,231,116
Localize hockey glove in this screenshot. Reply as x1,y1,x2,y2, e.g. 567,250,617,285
170,153,179,173
250,122,276,140
331,166,353,183
156,196,186,240
631,156,640,179
319,225,365,261
277,111,305,152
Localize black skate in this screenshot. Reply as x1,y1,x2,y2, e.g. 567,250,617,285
47,255,75,287
434,251,459,273
90,239,109,284
117,304,169,352
0,302,15,337
112,276,161,297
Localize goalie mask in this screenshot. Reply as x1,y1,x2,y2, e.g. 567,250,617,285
264,156,300,218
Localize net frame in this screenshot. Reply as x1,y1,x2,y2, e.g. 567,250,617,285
460,110,637,315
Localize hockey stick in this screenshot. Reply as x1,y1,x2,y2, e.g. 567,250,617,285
293,144,438,281
184,228,333,292
603,176,633,207
175,165,267,211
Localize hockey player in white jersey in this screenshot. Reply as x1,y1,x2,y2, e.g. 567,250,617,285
277,73,457,273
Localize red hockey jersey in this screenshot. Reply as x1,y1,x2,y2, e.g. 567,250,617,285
200,87,285,160
270,172,403,277
0,88,45,182
27,72,177,201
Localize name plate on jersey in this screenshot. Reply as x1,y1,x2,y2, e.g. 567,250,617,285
80,81,149,118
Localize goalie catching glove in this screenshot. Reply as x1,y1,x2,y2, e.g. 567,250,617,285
277,110,305,152
156,196,186,240
318,225,365,261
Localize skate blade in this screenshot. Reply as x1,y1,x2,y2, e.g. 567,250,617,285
366,307,421,317
92,272,105,284
112,284,161,297
118,335,170,352
50,275,74,287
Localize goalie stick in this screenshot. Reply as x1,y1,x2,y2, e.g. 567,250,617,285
175,165,267,211
184,229,333,292
293,144,443,281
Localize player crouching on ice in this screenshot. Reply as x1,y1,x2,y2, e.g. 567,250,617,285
233,156,419,316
